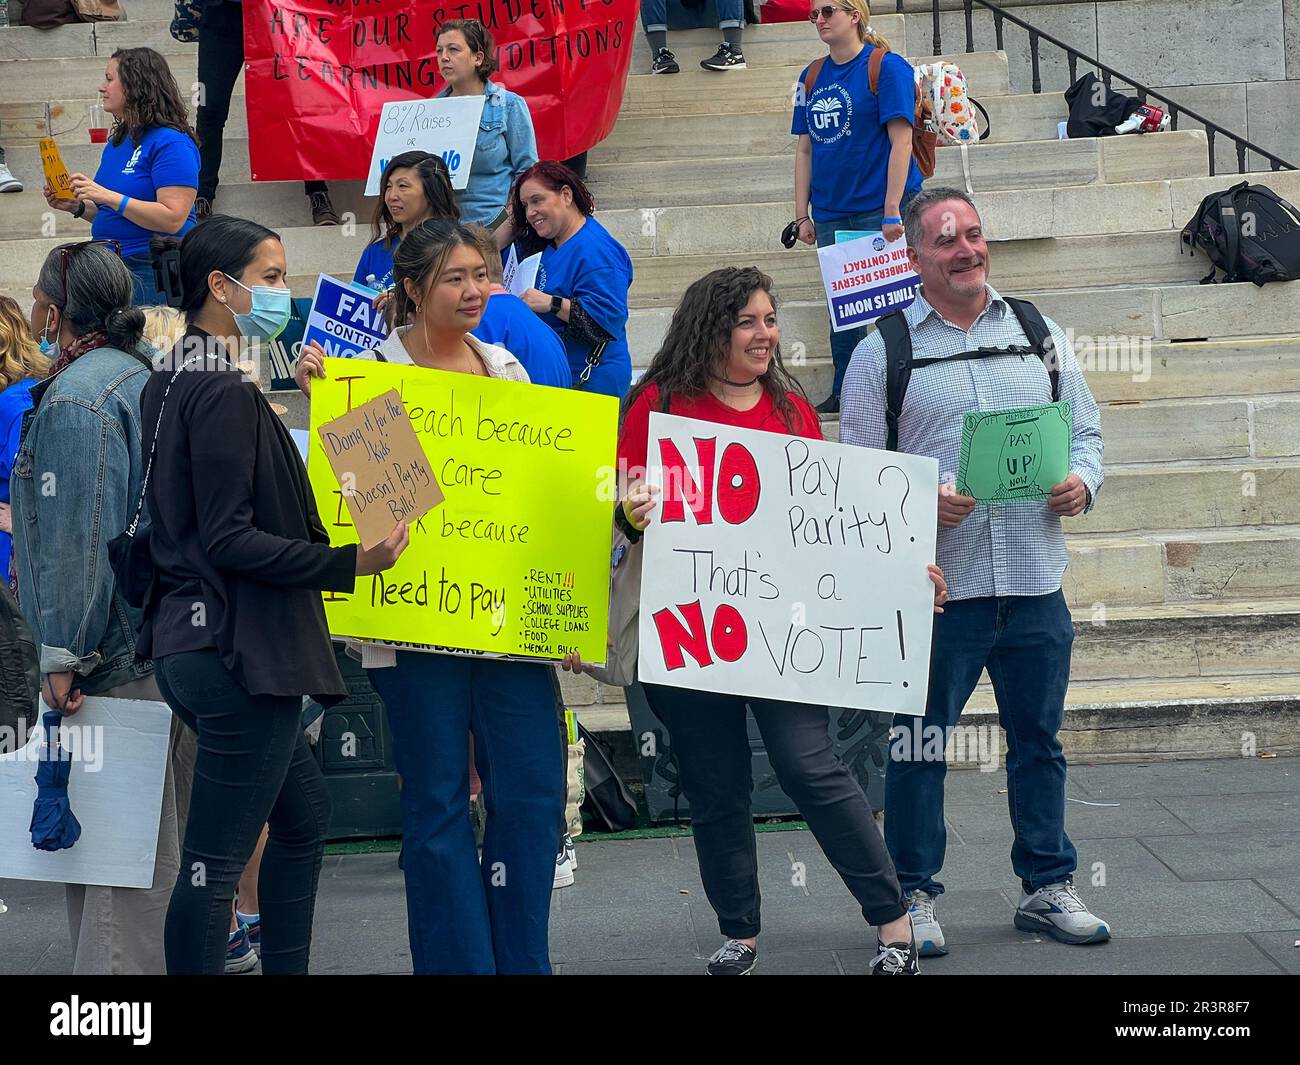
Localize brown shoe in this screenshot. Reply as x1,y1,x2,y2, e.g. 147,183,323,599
310,191,340,226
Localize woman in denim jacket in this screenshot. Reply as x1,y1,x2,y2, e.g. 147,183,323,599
436,19,539,246
12,240,195,974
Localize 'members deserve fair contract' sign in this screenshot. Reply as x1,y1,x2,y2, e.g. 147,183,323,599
817,232,919,332
637,413,939,715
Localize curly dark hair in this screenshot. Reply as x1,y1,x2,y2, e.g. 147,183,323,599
509,161,596,258
370,151,460,249
437,19,499,82
625,267,808,430
108,48,197,148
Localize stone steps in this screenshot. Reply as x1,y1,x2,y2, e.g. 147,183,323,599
736,340,1300,411
0,131,1228,243
622,231,1210,308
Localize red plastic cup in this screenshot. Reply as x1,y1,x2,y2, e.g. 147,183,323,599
89,128,109,144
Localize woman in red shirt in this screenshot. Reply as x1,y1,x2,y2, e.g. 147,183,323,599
574,266,945,975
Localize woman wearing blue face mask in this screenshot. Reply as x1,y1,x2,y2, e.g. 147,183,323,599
140,216,410,974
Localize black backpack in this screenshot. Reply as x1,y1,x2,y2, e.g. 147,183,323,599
0,581,39,752
1181,182,1300,286
877,297,1060,452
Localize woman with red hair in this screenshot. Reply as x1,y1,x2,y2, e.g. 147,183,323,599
509,161,633,398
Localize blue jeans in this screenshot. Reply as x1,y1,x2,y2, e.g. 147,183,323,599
124,251,167,306
884,591,1078,897
368,652,564,975
641,0,744,32
815,188,919,399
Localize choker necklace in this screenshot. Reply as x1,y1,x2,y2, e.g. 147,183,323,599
715,373,760,388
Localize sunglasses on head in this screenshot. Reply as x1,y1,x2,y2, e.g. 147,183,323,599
59,239,122,284
809,5,843,21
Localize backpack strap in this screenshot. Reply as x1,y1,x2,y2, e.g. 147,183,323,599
803,56,827,100
867,46,888,94
877,309,913,452
1215,187,1244,282
1004,296,1060,402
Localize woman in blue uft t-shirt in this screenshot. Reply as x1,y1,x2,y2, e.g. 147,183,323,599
792,2,923,413
509,161,634,398
43,48,198,305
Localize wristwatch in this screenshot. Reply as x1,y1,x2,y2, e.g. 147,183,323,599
72,201,87,219
549,294,563,314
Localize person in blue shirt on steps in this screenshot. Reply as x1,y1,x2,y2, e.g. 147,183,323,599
509,161,634,398
43,48,198,305
466,225,570,390
792,1,924,414
354,152,460,293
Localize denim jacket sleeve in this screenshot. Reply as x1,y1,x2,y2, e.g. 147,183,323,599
503,93,539,185
29,398,133,675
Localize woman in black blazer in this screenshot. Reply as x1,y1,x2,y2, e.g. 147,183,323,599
140,215,408,975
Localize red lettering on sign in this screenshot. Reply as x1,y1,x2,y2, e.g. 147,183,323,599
657,437,716,525
652,600,712,670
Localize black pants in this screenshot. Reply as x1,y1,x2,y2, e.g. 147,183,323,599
156,649,332,975
196,2,325,201
643,683,906,938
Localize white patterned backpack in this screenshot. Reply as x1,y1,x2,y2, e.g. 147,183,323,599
914,62,991,146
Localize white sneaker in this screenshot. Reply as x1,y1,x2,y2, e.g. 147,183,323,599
1015,882,1111,944
905,889,947,956
0,165,22,194
563,832,577,871
553,837,575,889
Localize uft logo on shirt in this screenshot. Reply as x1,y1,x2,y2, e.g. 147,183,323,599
121,146,143,175
807,87,853,145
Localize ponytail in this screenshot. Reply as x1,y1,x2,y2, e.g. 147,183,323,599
840,0,892,49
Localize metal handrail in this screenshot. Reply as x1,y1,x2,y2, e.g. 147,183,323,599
893,0,1296,174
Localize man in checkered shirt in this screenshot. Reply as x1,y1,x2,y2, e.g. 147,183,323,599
840,187,1110,956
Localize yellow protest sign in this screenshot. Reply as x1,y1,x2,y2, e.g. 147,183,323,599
308,357,618,661
39,137,73,201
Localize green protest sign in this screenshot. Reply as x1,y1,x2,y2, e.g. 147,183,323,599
956,401,1073,504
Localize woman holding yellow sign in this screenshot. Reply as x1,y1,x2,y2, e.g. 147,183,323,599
296,219,565,976
565,267,948,976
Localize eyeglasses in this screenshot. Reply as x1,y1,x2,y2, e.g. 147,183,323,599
58,239,122,285
809,5,844,21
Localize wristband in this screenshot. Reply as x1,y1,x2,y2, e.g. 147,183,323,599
119,195,131,215
882,216,902,225
614,499,644,543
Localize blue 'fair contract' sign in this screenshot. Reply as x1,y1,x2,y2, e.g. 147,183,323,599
301,274,390,360
816,232,918,331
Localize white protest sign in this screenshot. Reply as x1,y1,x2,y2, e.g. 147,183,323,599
817,231,919,332
637,413,939,714
366,95,486,195
0,698,171,889
506,252,542,297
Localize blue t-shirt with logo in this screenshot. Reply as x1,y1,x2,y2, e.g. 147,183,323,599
91,126,199,257
354,237,397,290
472,291,571,389
791,47,924,220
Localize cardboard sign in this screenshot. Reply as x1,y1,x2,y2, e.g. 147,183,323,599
957,401,1073,504
245,1,637,183
0,699,171,889
364,95,485,195
317,388,445,550
39,137,73,200
817,231,919,331
301,274,390,361
637,413,939,715
307,358,617,660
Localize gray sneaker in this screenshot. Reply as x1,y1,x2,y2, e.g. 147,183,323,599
905,889,947,957
0,164,22,194
1015,882,1111,945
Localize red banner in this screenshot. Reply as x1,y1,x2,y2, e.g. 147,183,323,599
244,0,637,183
